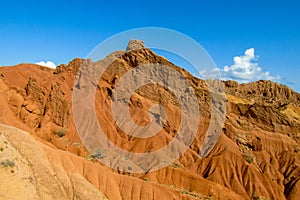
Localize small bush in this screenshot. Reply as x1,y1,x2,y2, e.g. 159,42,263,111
85,155,96,161
92,148,106,159
143,177,149,181
54,128,67,137
252,193,269,200
86,148,107,161
73,142,81,147
244,152,255,163
170,162,180,168
180,189,201,199
1,159,15,167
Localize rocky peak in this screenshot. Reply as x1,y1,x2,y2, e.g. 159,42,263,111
126,39,145,51
54,58,85,75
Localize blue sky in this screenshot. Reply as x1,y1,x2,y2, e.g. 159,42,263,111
0,0,299,91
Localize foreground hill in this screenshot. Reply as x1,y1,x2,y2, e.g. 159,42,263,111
0,41,300,199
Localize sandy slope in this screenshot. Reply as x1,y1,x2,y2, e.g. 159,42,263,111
0,124,108,200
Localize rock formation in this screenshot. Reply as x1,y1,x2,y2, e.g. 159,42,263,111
126,39,145,51
0,41,299,199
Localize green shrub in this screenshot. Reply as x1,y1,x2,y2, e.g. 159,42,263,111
86,148,107,161
170,162,180,168
143,177,149,181
1,159,15,167
54,128,67,137
92,148,106,159
244,152,255,163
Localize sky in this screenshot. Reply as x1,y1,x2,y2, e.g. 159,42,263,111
0,0,299,91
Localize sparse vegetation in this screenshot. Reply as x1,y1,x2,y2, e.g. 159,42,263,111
92,148,107,159
180,189,202,199
235,134,249,146
143,177,149,181
1,159,15,167
54,128,67,137
85,155,96,161
140,176,208,199
0,147,3,152
86,148,107,161
73,142,81,147
244,151,255,163
170,162,180,168
252,193,269,200
236,134,256,163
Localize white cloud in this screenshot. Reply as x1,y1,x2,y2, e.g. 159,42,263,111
199,67,221,79
35,61,57,69
220,48,280,83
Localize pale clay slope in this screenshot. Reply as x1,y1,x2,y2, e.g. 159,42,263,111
0,124,108,200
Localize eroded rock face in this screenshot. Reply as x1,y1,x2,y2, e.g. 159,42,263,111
5,76,70,132
225,80,300,106
45,82,69,128
7,90,24,115
0,43,300,200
